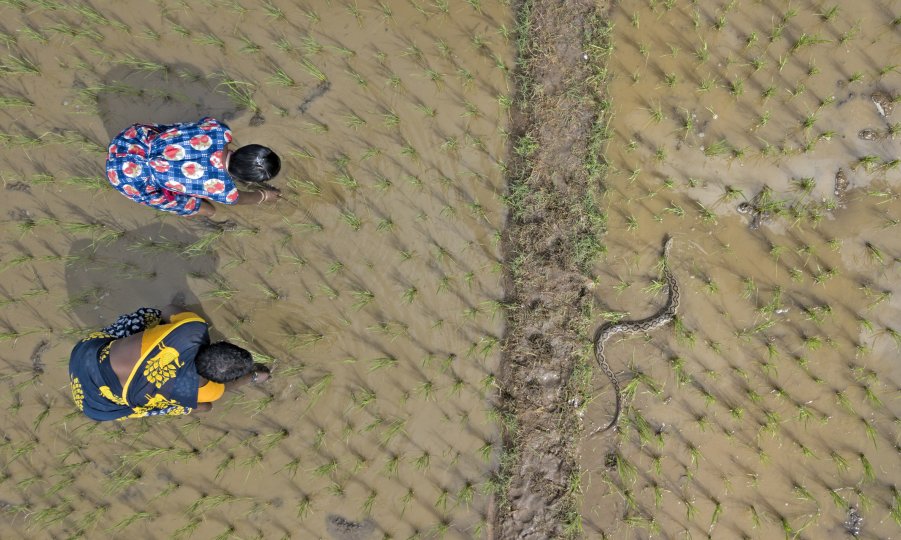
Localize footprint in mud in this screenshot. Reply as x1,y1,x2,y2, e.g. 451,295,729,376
871,91,895,117
299,81,331,114
857,128,881,141
834,168,850,201
844,506,863,537
325,515,375,540
30,340,49,375
5,181,30,192
249,111,265,126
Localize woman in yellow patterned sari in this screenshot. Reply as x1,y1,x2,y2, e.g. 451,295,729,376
69,306,269,421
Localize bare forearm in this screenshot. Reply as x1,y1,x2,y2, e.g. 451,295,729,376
224,371,255,390
234,190,265,205
224,364,271,391
193,402,213,413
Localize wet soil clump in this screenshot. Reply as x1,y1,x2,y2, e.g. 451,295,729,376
325,515,375,540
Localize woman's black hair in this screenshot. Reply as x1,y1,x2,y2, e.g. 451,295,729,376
227,144,281,182
195,342,254,383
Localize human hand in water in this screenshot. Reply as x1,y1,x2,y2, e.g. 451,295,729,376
251,363,271,383
256,187,281,204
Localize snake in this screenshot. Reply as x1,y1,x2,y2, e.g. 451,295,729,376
592,236,680,434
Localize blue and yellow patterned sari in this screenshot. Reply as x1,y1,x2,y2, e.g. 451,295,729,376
69,309,211,421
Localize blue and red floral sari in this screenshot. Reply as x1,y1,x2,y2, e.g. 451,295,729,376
106,117,239,215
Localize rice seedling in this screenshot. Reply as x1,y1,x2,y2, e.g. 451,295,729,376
854,486,873,512
825,487,849,510
339,210,363,231
267,68,295,87
368,355,397,372
833,390,856,414
681,496,698,521
792,481,818,504
643,101,665,124
696,74,717,93
193,33,225,49
861,418,878,447
202,276,236,301
400,141,418,160
381,454,399,477
890,487,901,526
300,58,328,82
112,53,168,74
106,511,154,533
28,504,72,531
379,417,406,446
102,469,139,496
342,111,367,129
0,54,39,75
312,457,339,478
705,139,733,158
858,452,876,482
303,372,333,411
331,170,358,191
237,35,261,54
215,75,260,113
258,429,289,454
0,29,15,47
0,95,33,108
414,103,436,118
344,288,374,310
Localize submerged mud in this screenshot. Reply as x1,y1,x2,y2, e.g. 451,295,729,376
578,2,901,539
0,2,512,538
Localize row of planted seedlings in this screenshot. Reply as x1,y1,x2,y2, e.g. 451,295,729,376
0,190,510,538
0,2,517,539
0,176,508,535
611,0,901,158
573,2,901,537
255,12,514,535
0,0,516,169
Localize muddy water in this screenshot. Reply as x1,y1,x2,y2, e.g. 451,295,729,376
0,2,511,538
578,2,900,539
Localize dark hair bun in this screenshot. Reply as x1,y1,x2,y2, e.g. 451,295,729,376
195,342,253,382
227,144,281,183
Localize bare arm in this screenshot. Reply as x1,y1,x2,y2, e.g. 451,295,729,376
225,363,271,391
197,199,216,216
234,188,280,206
194,365,270,413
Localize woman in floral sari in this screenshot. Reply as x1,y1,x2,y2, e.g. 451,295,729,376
106,117,281,217
69,306,269,421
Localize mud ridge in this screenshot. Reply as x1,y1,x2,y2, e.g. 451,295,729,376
496,1,610,538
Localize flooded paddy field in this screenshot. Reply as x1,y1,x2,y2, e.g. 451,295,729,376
578,1,900,539
0,0,898,539
0,1,512,538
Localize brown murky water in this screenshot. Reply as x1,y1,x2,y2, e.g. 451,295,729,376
578,2,900,539
0,1,511,538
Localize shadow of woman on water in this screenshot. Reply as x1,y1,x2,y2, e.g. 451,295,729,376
93,63,238,142
63,222,223,339
64,61,241,335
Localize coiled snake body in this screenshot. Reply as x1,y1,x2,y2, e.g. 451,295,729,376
593,237,679,434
